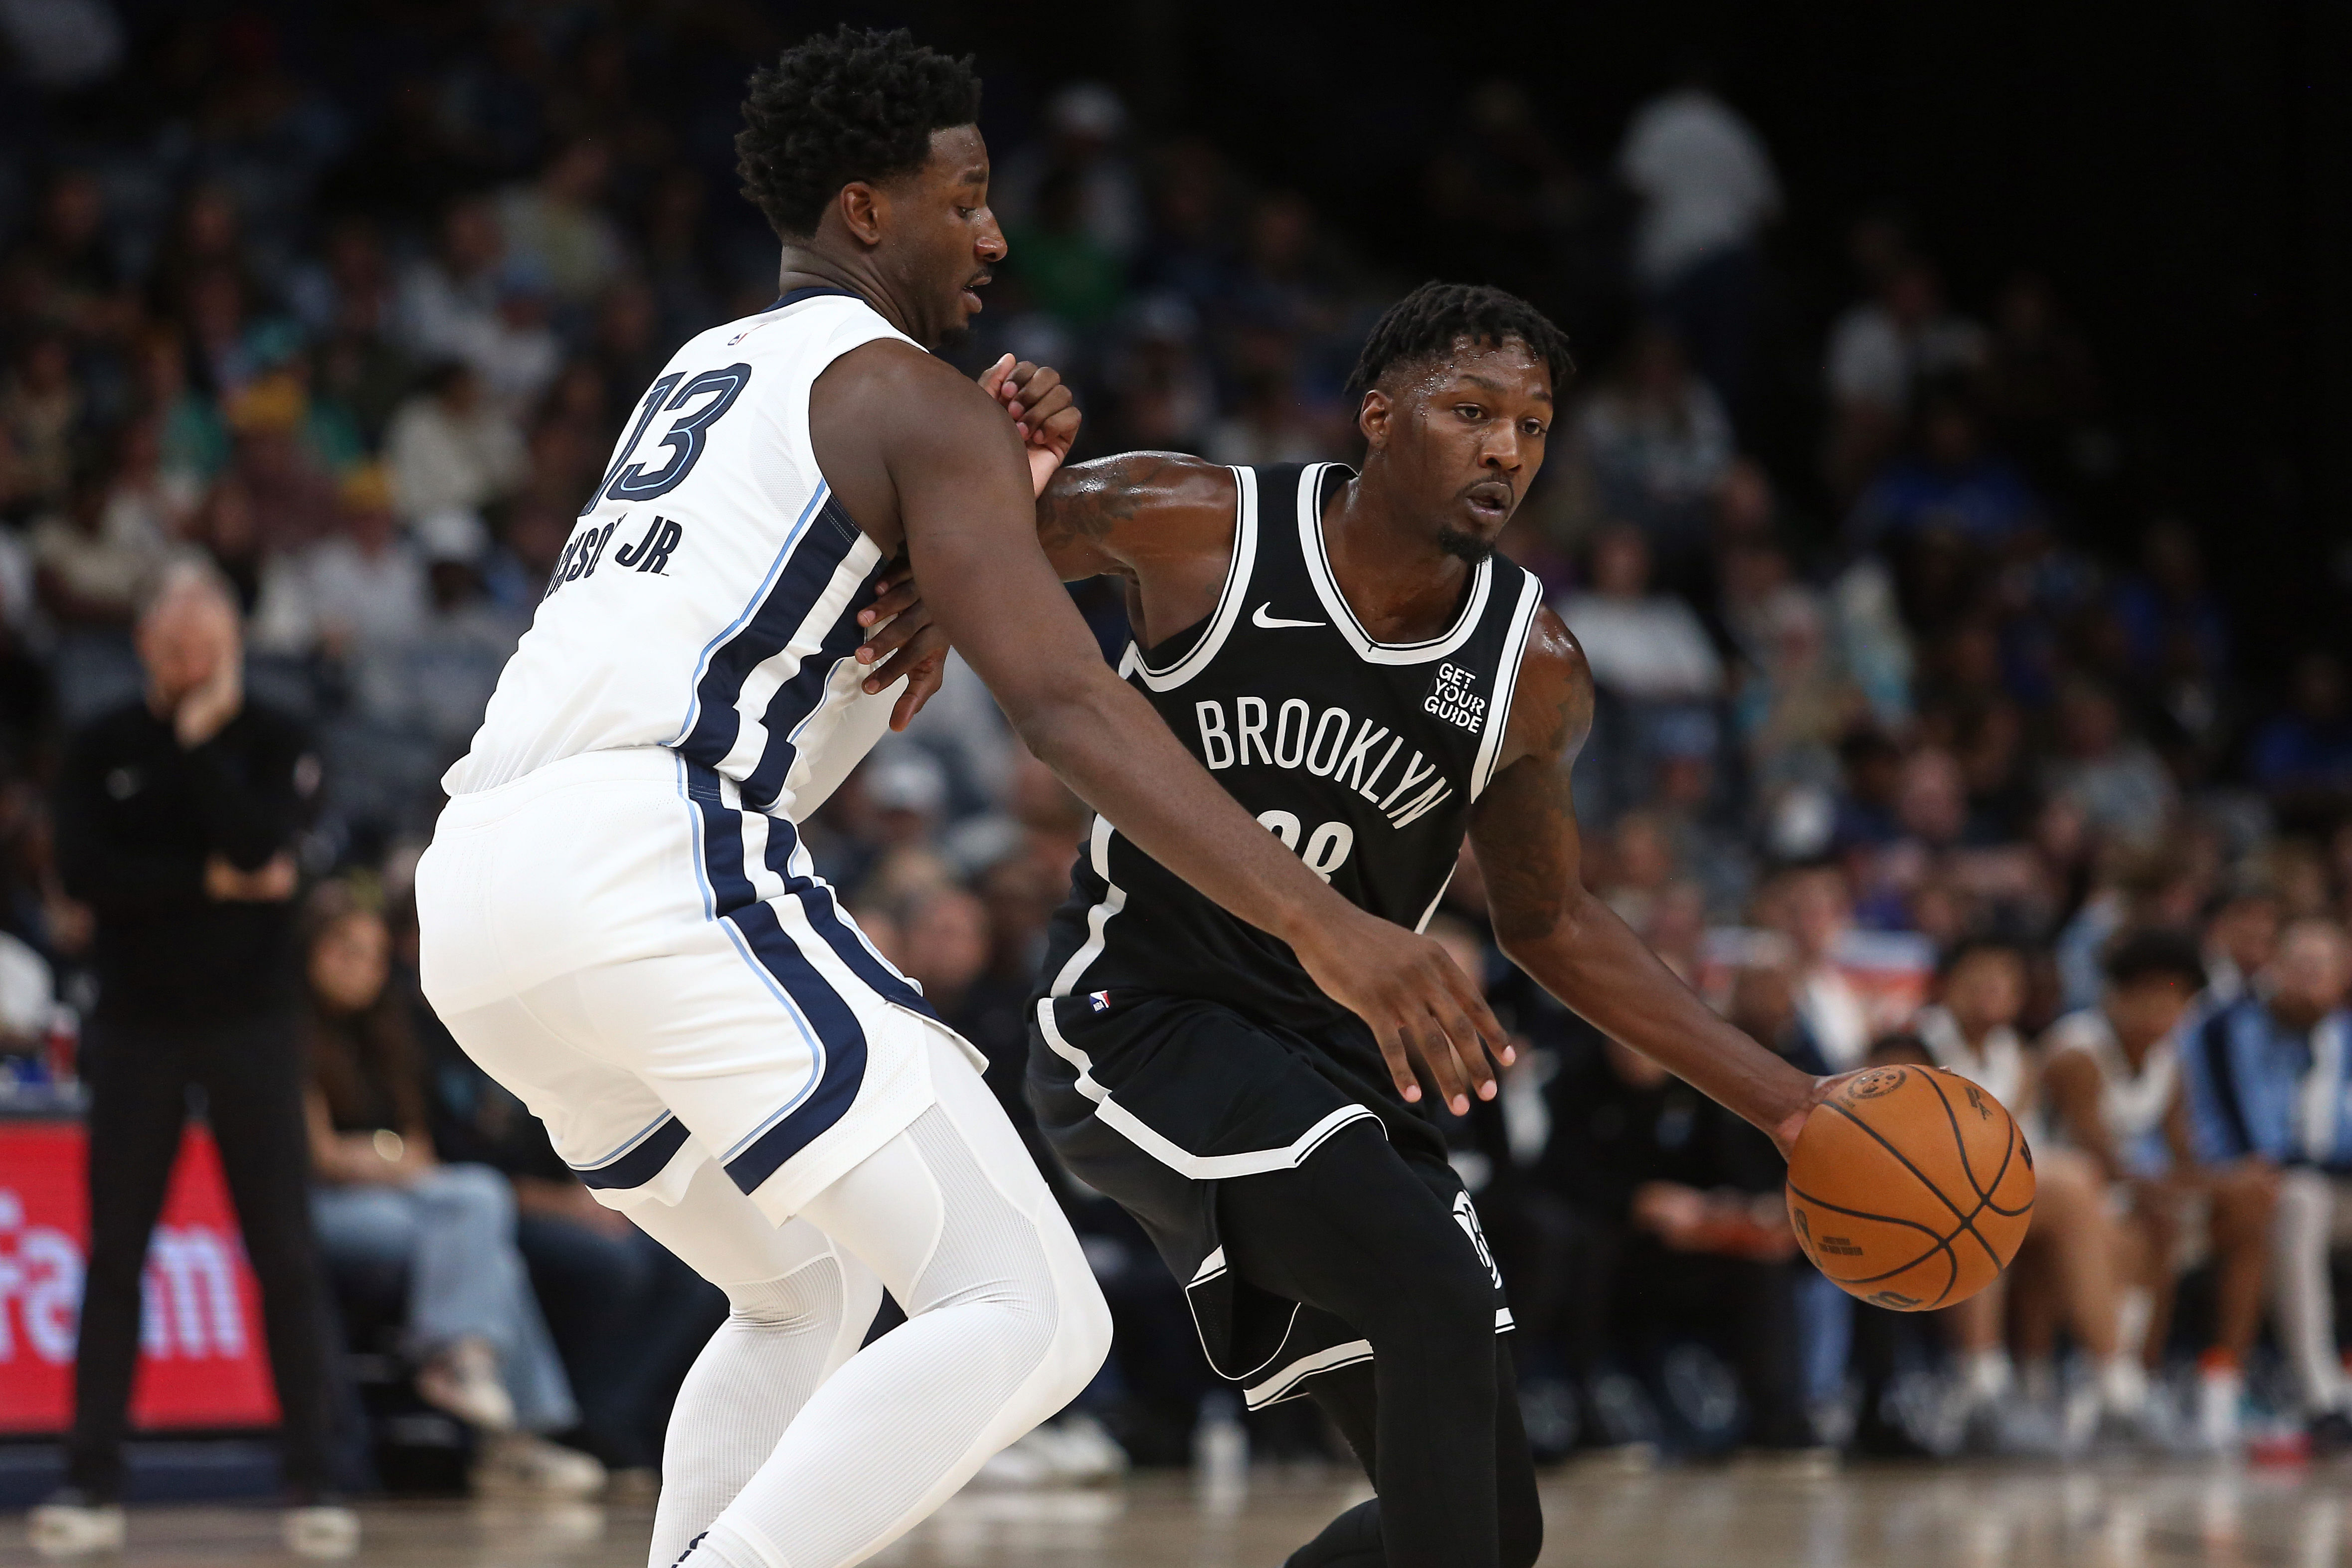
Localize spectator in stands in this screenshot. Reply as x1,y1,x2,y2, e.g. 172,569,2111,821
2184,919,2352,1449
0,332,83,515
1565,326,1735,583
473,264,563,420
2041,931,2276,1449
1616,69,1780,425
1204,364,1329,467
300,885,604,1496
2200,881,2281,1008
1541,973,1822,1462
497,139,627,309
2250,653,2352,804
1760,862,1874,1073
1733,584,1867,806
128,335,225,506
225,374,341,553
252,464,429,663
585,277,664,411
1097,296,1217,455
1897,936,2149,1445
1008,166,1128,336
1558,524,1723,823
395,197,509,373
379,885,720,1495
2044,678,2175,845
39,560,347,1553
2111,520,2228,694
1980,272,2108,502
32,453,163,629
383,360,528,523
4,169,127,342
1823,258,1986,500
996,83,1145,265
1847,390,2041,551
361,508,524,761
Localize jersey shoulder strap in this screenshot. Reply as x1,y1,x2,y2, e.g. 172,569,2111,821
1467,555,1545,800
1124,462,1285,692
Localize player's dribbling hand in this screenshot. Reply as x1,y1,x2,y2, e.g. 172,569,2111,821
1771,1070,1852,1161
977,353,1082,496
1293,910,1512,1117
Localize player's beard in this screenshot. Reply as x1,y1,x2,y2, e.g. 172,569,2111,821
1436,525,1497,563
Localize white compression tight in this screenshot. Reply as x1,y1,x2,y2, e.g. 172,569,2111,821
2272,1169,2349,1416
626,1031,1111,1568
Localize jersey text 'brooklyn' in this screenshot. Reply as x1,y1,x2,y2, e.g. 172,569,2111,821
1037,462,1543,1034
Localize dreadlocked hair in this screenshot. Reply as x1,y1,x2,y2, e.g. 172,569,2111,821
1343,281,1575,403
736,26,982,240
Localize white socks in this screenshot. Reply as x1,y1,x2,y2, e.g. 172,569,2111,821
1965,1349,2014,1405
2115,1288,2153,1363
2272,1170,2350,1415
2097,1355,2148,1416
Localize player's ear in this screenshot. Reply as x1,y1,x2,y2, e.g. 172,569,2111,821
837,181,886,248
1357,388,1391,451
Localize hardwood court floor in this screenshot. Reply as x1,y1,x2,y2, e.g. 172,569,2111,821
4,1462,2348,1568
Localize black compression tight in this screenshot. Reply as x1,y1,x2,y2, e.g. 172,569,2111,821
1217,1122,1542,1568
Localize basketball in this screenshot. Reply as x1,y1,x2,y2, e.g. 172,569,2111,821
1785,1065,2036,1312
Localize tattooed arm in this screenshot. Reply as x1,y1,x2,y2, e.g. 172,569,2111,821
1468,609,1828,1156
1039,456,1242,585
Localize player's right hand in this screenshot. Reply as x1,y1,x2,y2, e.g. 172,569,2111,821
856,563,949,729
976,352,1081,496
1292,911,1511,1116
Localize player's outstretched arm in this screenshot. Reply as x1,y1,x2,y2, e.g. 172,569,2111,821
1468,608,1829,1154
814,341,1506,1113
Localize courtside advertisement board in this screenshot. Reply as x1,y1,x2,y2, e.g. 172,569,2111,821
0,1121,279,1433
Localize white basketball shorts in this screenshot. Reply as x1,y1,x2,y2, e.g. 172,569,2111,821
415,746,981,1221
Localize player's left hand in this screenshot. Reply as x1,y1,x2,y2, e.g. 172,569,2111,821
856,562,949,730
977,352,1082,496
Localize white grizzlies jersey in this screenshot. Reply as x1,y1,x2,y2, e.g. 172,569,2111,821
445,288,911,820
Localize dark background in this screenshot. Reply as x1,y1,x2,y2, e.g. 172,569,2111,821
950,0,2352,681
31,0,2342,676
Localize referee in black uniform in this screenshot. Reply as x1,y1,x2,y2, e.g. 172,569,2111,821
35,559,348,1554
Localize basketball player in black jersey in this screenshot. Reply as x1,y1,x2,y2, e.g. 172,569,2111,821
859,284,1838,1568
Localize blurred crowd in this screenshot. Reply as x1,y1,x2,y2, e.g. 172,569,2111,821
6,4,2352,1495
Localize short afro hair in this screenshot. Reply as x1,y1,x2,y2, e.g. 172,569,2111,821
1344,281,1575,404
2103,928,2207,992
736,26,982,241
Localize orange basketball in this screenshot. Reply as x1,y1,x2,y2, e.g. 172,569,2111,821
1785,1064,2036,1312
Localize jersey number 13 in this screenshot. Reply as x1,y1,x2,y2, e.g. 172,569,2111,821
580,364,754,515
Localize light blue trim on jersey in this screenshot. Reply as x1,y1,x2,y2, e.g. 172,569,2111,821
573,1111,680,1169
669,482,832,750
674,749,718,921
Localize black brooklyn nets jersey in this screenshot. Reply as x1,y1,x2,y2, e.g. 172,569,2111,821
1037,461,1545,1036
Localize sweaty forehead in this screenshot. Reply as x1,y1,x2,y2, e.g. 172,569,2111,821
1392,339,1553,402
924,124,989,184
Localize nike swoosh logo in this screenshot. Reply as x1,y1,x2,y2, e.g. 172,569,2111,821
1252,603,1326,630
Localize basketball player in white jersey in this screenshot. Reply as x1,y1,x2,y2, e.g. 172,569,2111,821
413,27,1503,1568
1897,937,2144,1444
2040,928,2270,1446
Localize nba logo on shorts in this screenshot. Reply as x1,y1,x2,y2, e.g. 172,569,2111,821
1088,990,1111,1013
1451,1192,1501,1287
